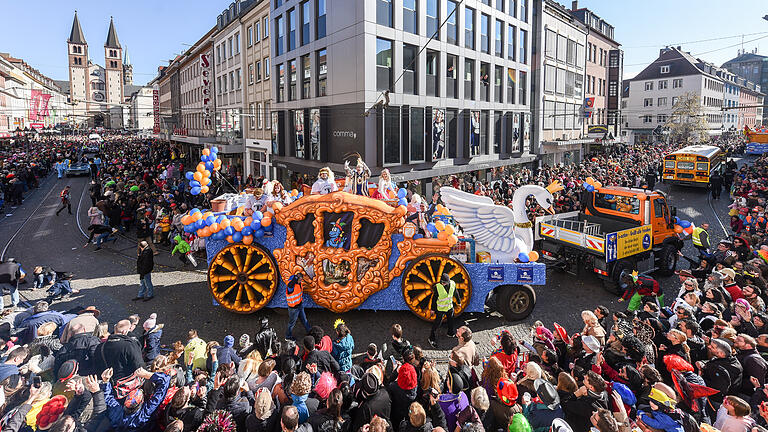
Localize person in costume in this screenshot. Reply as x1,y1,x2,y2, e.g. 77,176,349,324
343,155,371,196
375,168,397,200
311,167,338,195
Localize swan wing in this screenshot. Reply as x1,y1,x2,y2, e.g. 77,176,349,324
439,187,518,253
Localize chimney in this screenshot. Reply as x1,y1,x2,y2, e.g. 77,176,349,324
571,0,578,10
677,46,681,50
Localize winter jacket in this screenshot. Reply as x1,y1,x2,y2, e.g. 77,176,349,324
387,382,417,430
562,390,610,432
0,363,19,383
639,410,684,432
171,235,190,255
216,345,241,367
293,393,311,423
27,334,63,358
304,349,340,374
398,419,433,432
18,310,74,344
137,248,154,277
103,372,171,432
0,403,32,432
184,337,207,370
332,334,354,372
702,355,744,401
352,388,392,432
95,334,145,380
216,390,255,431
246,407,280,432
54,332,100,378
143,325,164,361
308,409,351,432
251,324,279,359
523,402,565,432
737,348,768,393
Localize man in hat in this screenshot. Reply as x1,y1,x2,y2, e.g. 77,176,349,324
720,267,743,301
351,371,391,432
698,338,743,402
429,272,456,348
523,378,564,430
311,167,338,195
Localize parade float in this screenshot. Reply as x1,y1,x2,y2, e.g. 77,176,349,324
185,150,548,322
745,125,768,155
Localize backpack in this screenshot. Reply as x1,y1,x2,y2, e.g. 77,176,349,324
675,408,700,432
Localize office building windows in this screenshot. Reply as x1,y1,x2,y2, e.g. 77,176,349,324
495,20,503,58
376,38,393,91
508,0,516,17
464,58,475,99
317,0,326,38
250,103,255,129
446,1,458,45
256,60,262,81
520,0,527,22
275,16,284,55
248,63,254,85
287,8,297,51
518,71,527,104
403,0,418,34
403,44,418,95
480,62,490,101
496,0,504,11
494,65,503,103
508,24,516,60
465,7,475,49
301,1,310,46
302,55,311,98
507,68,516,104
255,22,260,42
288,60,297,100
480,14,489,53
263,17,269,37
247,26,253,47
426,0,439,37
277,63,285,102
264,57,270,78
384,106,400,164
446,54,458,98
519,29,527,64
410,107,425,162
377,0,393,27
317,49,327,96
426,50,439,97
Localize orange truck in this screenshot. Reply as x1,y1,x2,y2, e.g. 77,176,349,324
535,186,683,293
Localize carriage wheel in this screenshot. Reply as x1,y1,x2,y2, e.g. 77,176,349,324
208,243,279,314
401,254,472,322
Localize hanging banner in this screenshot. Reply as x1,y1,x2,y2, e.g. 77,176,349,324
200,53,213,128
153,89,160,134
29,90,51,121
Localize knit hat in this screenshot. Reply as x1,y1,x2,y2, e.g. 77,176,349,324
143,313,157,330
535,326,553,342
36,395,68,430
57,360,79,382
397,362,418,390
611,382,637,406
735,298,751,311
224,335,235,348
239,334,251,348
124,387,144,410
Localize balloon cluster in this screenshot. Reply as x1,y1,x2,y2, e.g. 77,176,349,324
433,204,451,216
517,250,540,263
426,219,459,246
181,206,276,245
582,177,602,193
673,217,696,236
185,147,223,195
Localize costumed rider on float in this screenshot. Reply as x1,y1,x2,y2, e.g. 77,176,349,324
343,154,371,196
311,167,338,195
618,270,666,311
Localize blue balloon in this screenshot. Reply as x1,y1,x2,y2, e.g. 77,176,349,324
253,228,265,238
242,226,253,236
185,171,194,180
205,216,216,225
674,217,681,224
232,231,243,242
398,198,408,206
190,208,202,214
253,211,263,221
190,180,201,187
191,187,201,195
250,220,261,230
216,215,226,223
680,220,691,228
427,222,436,231
195,220,205,229
518,253,530,263
224,226,235,236
206,178,212,186
209,153,217,161
582,182,590,188
264,223,273,232
397,188,407,199
413,234,424,240
205,161,214,171
184,224,194,233
200,155,209,162
211,146,219,154
586,185,595,192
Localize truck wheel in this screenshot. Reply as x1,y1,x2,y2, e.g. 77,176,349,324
656,244,678,276
402,254,472,322
495,285,536,321
602,260,631,296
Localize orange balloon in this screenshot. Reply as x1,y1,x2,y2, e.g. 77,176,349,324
272,202,283,211
192,212,203,221
193,171,203,182
220,218,231,228
447,234,458,246
202,212,213,220
213,159,222,169
203,170,211,178
674,225,683,233
528,251,540,262
244,217,253,226
435,221,446,231
181,215,192,225
201,185,209,194
437,231,449,241
202,148,210,156
226,235,234,243
261,216,272,227
242,235,253,245
232,219,244,231
202,227,213,237
444,225,455,235
209,223,220,232
197,163,206,172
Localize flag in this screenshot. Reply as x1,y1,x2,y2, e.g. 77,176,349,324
584,97,595,108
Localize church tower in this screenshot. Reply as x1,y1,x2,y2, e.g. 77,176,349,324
123,48,133,86
67,11,89,118
104,17,124,105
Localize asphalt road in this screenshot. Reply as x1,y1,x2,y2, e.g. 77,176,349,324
0,159,742,363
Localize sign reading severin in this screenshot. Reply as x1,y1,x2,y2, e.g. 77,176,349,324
200,53,212,128
616,225,653,260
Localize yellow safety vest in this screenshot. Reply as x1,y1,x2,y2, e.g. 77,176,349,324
692,227,705,247
435,280,456,312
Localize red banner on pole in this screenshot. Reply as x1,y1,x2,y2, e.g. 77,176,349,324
29,90,52,121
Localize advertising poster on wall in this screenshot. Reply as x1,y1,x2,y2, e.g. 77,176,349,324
512,113,521,153
271,112,279,155
310,108,320,161
523,113,531,153
294,110,305,158
432,108,445,160
469,110,480,156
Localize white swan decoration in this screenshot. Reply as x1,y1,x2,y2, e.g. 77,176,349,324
440,181,564,262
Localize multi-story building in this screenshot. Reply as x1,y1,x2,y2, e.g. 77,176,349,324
623,47,724,144
570,0,621,148
270,0,534,194
0,55,17,137
723,50,768,126
739,79,764,129
241,0,272,179
531,0,588,166
213,2,247,175
717,69,741,135
128,86,154,131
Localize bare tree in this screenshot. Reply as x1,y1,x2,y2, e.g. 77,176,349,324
664,92,708,145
